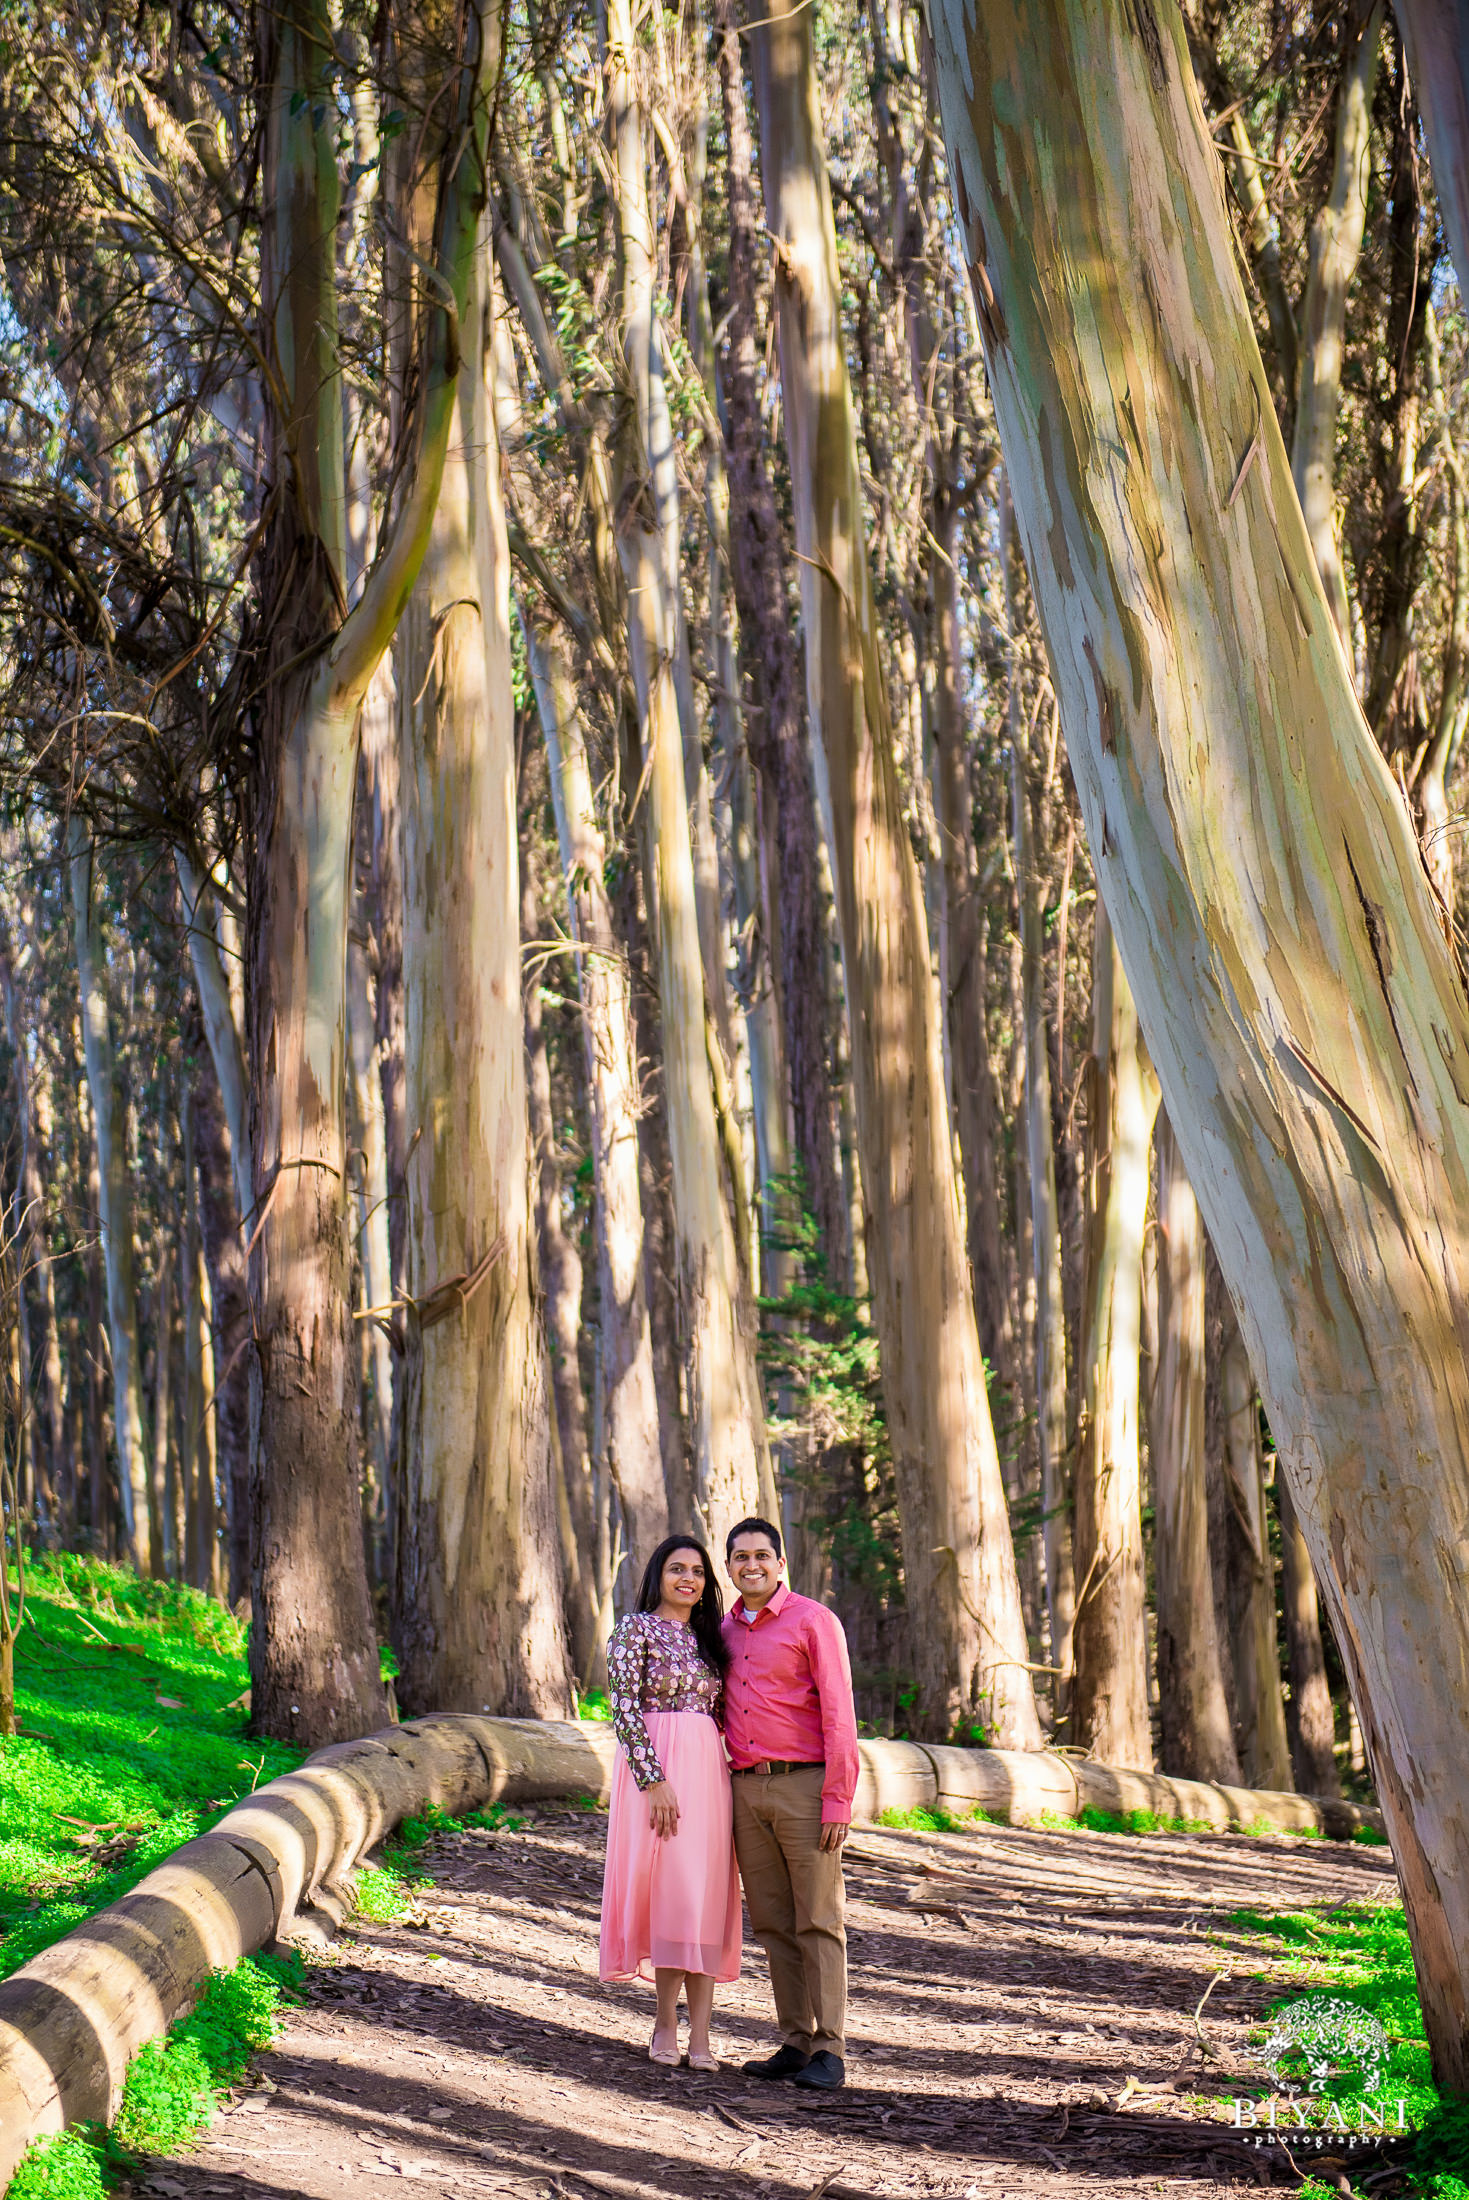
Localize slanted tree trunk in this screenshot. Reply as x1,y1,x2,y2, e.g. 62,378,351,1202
927,0,1469,2082
1290,0,1384,652
69,826,151,1573
1071,910,1158,1768
750,0,1039,1745
523,609,668,1573
605,0,774,1555
1150,1114,1241,1783
249,0,491,1742
1219,1313,1292,1790
1003,492,1077,1699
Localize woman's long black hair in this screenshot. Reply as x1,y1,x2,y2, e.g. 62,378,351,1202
635,1535,730,1676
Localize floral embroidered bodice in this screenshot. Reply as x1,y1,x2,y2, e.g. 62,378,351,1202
607,1612,724,1789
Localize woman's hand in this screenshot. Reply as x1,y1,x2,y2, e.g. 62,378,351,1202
646,1779,679,1838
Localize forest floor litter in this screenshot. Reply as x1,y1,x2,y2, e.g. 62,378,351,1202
128,1799,1402,2199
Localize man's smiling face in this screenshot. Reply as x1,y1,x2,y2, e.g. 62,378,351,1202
729,1532,783,1608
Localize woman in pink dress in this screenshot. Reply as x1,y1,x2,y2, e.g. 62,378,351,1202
600,1536,741,2070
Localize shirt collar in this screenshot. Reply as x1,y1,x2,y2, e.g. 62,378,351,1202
737,1580,791,1625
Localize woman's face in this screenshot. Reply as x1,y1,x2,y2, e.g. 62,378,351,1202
659,1548,706,1611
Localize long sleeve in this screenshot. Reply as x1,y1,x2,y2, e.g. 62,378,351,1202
607,1619,665,1790
808,1608,860,1824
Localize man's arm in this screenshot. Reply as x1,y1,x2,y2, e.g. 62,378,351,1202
808,1606,860,1845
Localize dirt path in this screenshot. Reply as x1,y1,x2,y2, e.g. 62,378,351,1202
134,1801,1398,2200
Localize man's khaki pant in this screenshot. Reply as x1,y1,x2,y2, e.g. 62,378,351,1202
731,1765,846,2057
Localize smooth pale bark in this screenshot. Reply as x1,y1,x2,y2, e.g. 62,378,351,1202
519,820,596,1680
714,0,846,1282
1290,0,1384,650
69,827,150,1572
392,222,569,1716
1219,1317,1292,1791
1071,913,1157,1768
605,0,774,1555
1003,495,1077,1698
250,0,492,1743
1394,0,1469,295
1278,1472,1343,1799
1150,1116,1241,1784
523,611,667,1569
928,0,1469,2082
750,0,1039,1744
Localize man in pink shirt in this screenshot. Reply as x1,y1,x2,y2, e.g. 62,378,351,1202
722,1516,859,2091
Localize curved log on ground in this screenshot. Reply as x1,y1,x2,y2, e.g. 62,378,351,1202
0,1716,1380,2187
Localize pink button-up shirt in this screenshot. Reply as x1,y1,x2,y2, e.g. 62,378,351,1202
721,1584,860,1824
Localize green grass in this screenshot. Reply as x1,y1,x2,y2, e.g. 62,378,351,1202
9,1950,308,2200
0,1553,303,1979
1224,1900,1469,2197
874,1803,991,1833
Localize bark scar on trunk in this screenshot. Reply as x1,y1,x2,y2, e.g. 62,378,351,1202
1342,839,1413,1078
1128,0,1169,94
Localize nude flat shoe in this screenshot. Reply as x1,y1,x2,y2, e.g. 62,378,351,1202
648,2032,681,2067
687,2050,720,2074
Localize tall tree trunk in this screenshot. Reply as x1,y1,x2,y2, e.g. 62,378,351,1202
1150,1114,1241,1783
520,809,598,1677
0,929,67,1532
714,0,846,1282
187,1016,251,1605
1003,493,1077,1700
750,0,1039,1745
69,825,151,1573
1278,1472,1343,1799
182,1107,219,1595
360,663,408,1543
392,221,569,1716
1416,303,1469,900
151,1233,174,1578
523,610,668,1571
1071,910,1158,1768
346,927,392,1571
605,0,774,1555
250,0,487,1742
1219,1311,1292,1790
1290,0,1384,652
927,0,1469,2081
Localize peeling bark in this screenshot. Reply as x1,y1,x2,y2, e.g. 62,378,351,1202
928,0,1469,2080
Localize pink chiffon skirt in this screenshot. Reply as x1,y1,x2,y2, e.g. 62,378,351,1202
599,1711,742,1983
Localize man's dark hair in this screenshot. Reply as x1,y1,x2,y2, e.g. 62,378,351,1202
726,1515,784,1561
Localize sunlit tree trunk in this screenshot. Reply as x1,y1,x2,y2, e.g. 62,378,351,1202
928,0,1469,2082
750,0,1039,1745
250,0,490,1742
346,928,392,1561
1416,303,1469,900
523,609,668,1571
606,0,774,1555
392,217,570,1716
69,825,150,1573
1071,910,1157,1767
1217,1316,1292,1790
1290,0,1383,653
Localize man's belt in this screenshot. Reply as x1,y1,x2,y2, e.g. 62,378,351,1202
731,1758,825,1777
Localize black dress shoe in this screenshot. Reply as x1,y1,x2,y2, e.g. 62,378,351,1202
792,2051,845,2090
742,2045,812,2079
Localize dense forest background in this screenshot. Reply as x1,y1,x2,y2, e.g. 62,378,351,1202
0,0,1463,1957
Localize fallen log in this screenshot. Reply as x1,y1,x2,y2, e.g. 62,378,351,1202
0,1714,1381,2188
